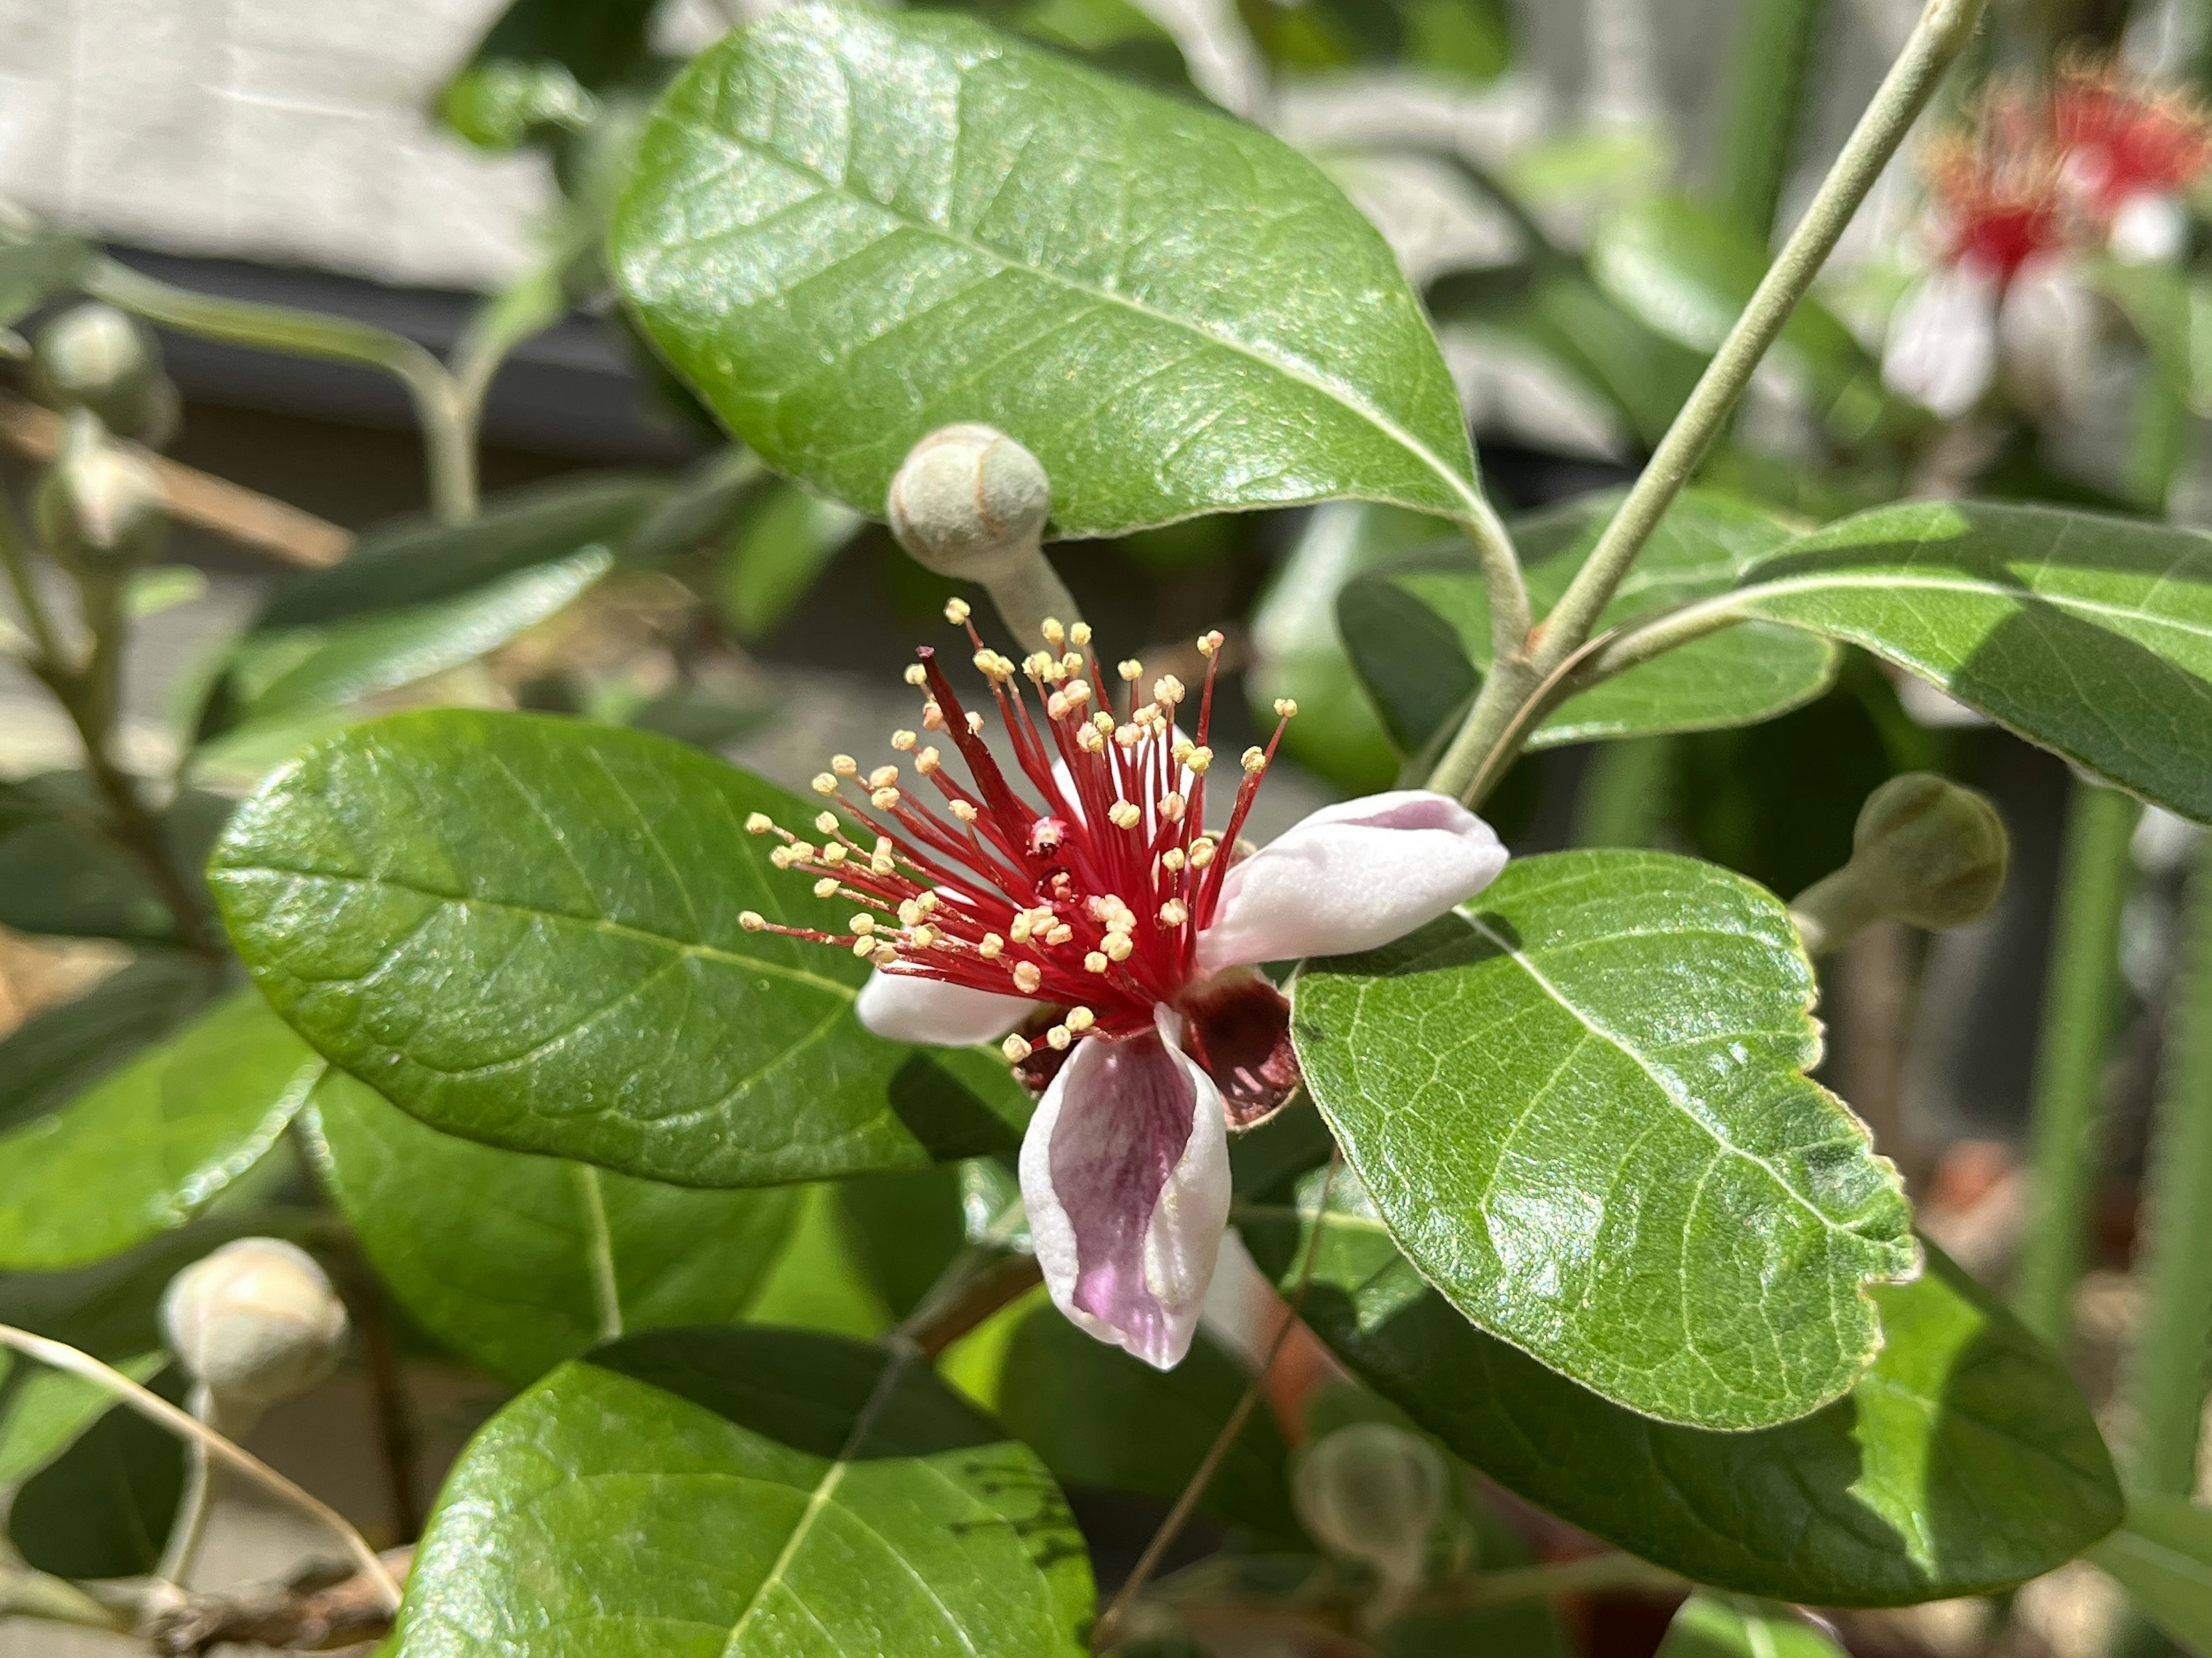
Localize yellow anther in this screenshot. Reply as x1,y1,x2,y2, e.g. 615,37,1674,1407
1190,837,1218,869
853,936,877,958
1197,629,1224,657
1162,847,1187,872
910,925,938,949
1065,680,1092,707
1155,675,1186,705
1045,923,1074,947
1084,951,1110,974
872,941,900,966
1070,622,1092,646
950,799,979,825
1065,1007,1097,1034
871,839,896,875
769,847,793,870
915,747,941,776
1002,1033,1033,1063
745,812,774,834
1010,915,1034,944
812,773,839,796
915,891,940,915
1093,711,1116,734
869,765,899,789
1109,800,1142,830
1062,652,1084,676
1077,726,1106,754
1103,932,1134,962
890,730,916,751
1027,651,1058,681
1118,658,1144,682
923,701,945,730
814,811,839,835
904,663,929,686
788,841,818,863
872,787,902,810
1158,791,1185,822
813,877,840,898
1241,746,1266,775
1047,692,1070,720
1013,961,1043,993
832,754,858,776
1171,738,1194,764
1041,617,1066,646
1185,746,1214,775
823,844,847,866
898,899,924,927
945,598,972,624
975,650,1016,681
851,914,876,934
979,933,1005,959
1159,898,1189,927
739,910,766,931
966,711,986,735
1274,697,1298,718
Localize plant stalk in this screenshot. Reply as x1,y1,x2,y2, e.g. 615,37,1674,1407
2013,782,2142,1351
2122,833,2212,1496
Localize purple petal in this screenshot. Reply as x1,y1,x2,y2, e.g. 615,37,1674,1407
1197,789,1508,972
855,969,1031,1045
1020,1011,1230,1369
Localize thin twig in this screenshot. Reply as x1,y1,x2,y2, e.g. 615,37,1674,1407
1452,628,1623,810
1094,1154,1342,1652
0,1323,402,1613
897,1250,1044,1360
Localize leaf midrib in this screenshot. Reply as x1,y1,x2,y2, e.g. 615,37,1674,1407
673,75,1482,522
1733,569,2212,645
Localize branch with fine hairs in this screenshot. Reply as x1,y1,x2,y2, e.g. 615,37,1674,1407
1423,0,1988,803
1093,1154,1341,1653
0,1323,402,1613
82,256,476,523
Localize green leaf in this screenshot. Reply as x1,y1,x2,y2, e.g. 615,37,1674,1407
1236,0,1513,82
0,774,231,944
1290,849,1918,1429
0,955,226,1132
718,478,864,640
991,1303,1301,1542
209,709,1032,1187
1655,1595,1847,1658
1340,489,1839,754
389,1327,1093,1657
305,1071,798,1387
2092,1494,2212,1655
1728,500,2212,821
610,3,1484,536
915,0,1195,89
0,991,323,1270
1239,1175,2122,1606
440,0,656,150
0,234,95,334
0,1350,165,1495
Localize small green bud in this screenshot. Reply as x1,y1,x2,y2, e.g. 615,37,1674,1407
159,1238,347,1418
32,303,176,443
33,412,166,576
1293,1421,1446,1595
1792,773,2010,953
887,423,1052,582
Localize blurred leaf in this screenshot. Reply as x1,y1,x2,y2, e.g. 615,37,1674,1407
718,479,864,640
0,233,94,333
2093,1494,2212,1654
611,5,1487,535
210,711,1033,1186
0,955,226,1134
1290,849,1916,1429
0,1349,165,1494
439,0,660,150
1240,1173,2122,1604
0,991,323,1270
1236,0,1512,81
1655,1595,1847,1658
0,774,230,944
123,566,207,620
388,1329,1094,1657
918,0,1195,88
744,1185,898,1340
1731,500,2212,822
9,1364,185,1579
306,1071,800,1387
832,1164,969,1321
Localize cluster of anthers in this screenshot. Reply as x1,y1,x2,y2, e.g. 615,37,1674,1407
738,602,1289,1070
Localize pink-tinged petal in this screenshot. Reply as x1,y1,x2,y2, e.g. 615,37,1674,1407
1882,261,2000,419
1020,1009,1230,1370
1196,789,1507,972
2109,191,2188,265
855,969,1031,1046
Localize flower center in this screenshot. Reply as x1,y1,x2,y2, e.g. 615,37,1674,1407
738,602,1296,1056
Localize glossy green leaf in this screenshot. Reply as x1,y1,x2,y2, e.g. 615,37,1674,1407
1655,1595,1847,1658
990,1303,1301,1542
1728,500,2212,821
611,3,1484,536
1339,489,1839,754
1291,849,1918,1429
718,478,864,640
389,1327,1093,1657
2092,1495,2212,1655
1238,1170,2121,1606
209,710,1032,1187
305,1071,799,1387
0,955,225,1133
0,774,230,944
0,991,322,1270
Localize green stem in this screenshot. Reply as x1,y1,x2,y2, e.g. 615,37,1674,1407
2122,835,2212,1496
2013,783,2142,1352
1408,1554,1685,1614
449,262,569,454
0,488,63,669
1714,0,1830,237
83,257,475,522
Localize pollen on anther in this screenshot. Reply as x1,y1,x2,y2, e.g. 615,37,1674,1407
898,899,925,927
979,933,1004,959
1084,951,1110,974
890,730,916,751
966,711,986,735
1002,1033,1033,1063
745,813,773,834
1045,923,1074,946
915,747,941,776
1154,675,1185,705
1070,622,1092,646
1103,933,1134,962
739,910,766,931
950,800,979,824
872,787,901,810
852,937,876,958
872,941,899,966
813,877,840,898
904,663,928,686
910,925,938,949
1117,658,1143,682
1197,629,1225,657
1190,838,1218,869
814,811,839,834
1274,697,1298,718
851,915,876,935
1241,746,1267,775
923,701,945,730
1108,800,1142,829
1041,617,1066,646
1159,899,1189,927
812,773,838,796
1013,962,1043,993
945,598,971,624
832,754,858,777
1162,848,1187,872
823,844,847,866
1046,1025,1072,1051
1077,726,1105,754
1065,1006,1096,1033
1159,791,1185,822
868,765,899,790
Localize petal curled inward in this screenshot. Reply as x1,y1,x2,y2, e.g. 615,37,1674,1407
1020,1010,1230,1370
1196,790,1508,972
855,969,1031,1046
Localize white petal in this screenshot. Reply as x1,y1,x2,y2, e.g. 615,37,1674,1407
855,970,1030,1046
1883,261,2000,419
2109,191,2188,266
1196,789,1508,972
1020,1007,1230,1370
1998,253,2099,418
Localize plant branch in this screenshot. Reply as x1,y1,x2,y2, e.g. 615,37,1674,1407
896,1249,1043,1360
0,1323,402,1613
1535,0,1982,671
1406,1553,1686,1614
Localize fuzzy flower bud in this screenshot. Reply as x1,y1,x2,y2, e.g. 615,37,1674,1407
1293,1422,1446,1600
32,412,166,577
32,303,176,443
886,423,1051,581
159,1238,347,1414
1792,773,2010,953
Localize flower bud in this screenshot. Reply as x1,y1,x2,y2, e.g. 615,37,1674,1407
160,1238,347,1414
32,413,167,577
1792,773,2010,953
887,423,1052,581
32,303,176,443
1293,1421,1446,1594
